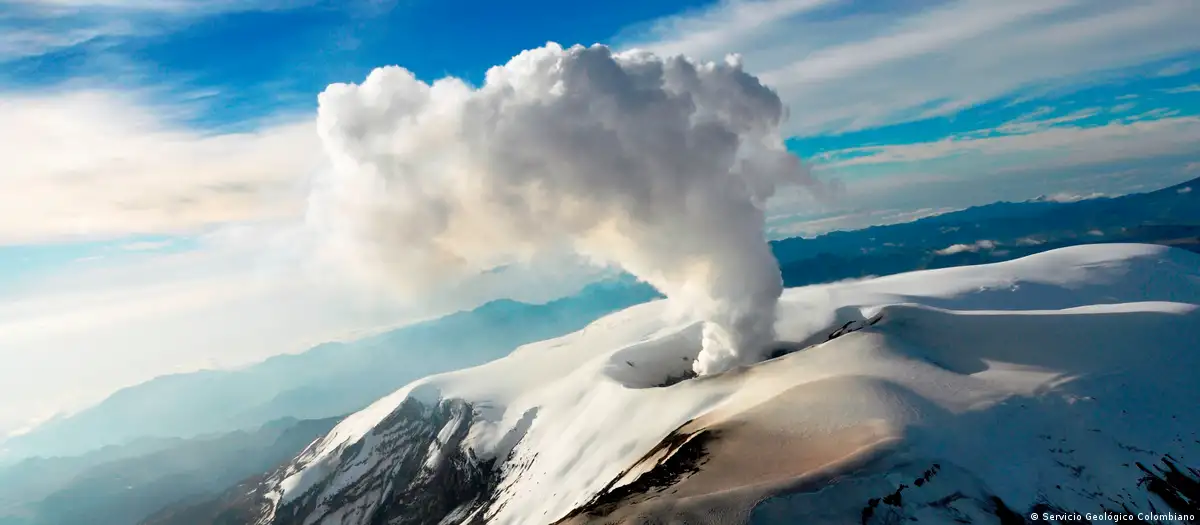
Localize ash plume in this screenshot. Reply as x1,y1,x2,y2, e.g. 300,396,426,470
310,43,822,375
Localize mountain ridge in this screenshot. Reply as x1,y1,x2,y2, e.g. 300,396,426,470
0,278,659,462
173,243,1200,525
0,416,341,525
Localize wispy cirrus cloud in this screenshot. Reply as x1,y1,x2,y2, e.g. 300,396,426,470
621,0,1200,135
0,90,321,243
1164,83,1200,94
1,0,313,15
0,0,316,61
0,20,133,60
812,112,1200,170
624,0,836,59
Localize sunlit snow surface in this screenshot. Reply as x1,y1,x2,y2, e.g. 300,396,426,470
266,244,1200,525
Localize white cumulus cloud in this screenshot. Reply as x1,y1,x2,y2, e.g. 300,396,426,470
311,43,827,375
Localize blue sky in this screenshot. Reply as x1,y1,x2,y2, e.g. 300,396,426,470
1,0,1199,437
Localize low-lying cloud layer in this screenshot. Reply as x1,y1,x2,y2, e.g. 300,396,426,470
311,43,822,375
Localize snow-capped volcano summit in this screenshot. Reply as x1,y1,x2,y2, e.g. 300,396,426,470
244,244,1200,525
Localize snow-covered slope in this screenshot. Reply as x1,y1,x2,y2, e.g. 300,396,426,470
250,244,1200,525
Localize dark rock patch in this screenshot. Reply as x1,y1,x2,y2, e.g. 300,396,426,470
558,426,715,522
1137,455,1200,516
861,463,940,525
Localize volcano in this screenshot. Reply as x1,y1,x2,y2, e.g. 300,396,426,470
174,244,1199,525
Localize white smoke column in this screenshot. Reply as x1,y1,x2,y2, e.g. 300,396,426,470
312,43,820,375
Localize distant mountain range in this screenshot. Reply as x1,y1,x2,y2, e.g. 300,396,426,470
773,175,1199,287
0,417,339,525
0,277,660,462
